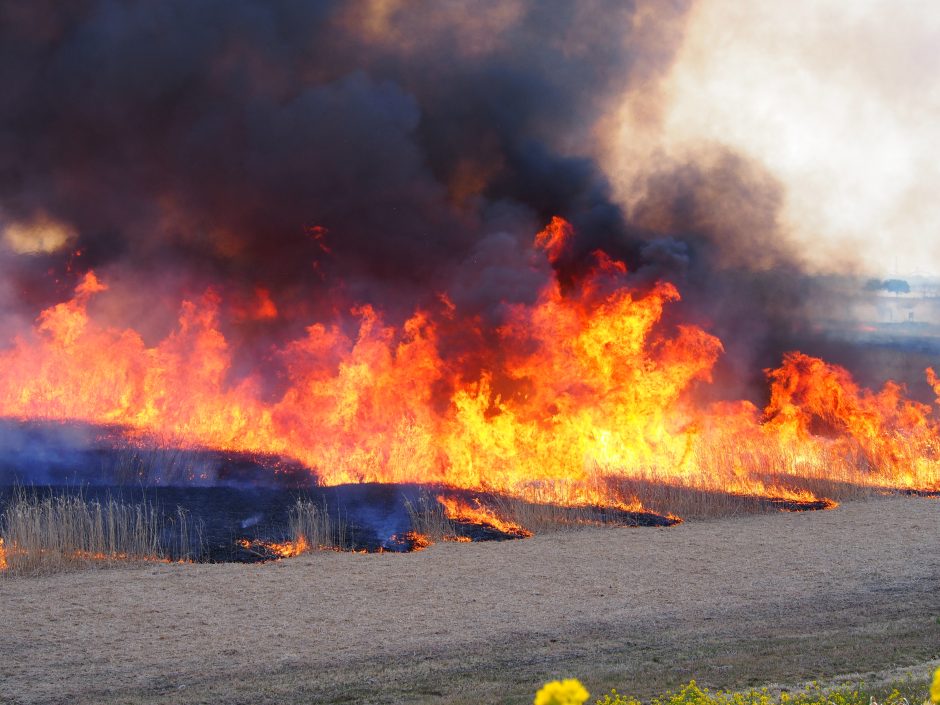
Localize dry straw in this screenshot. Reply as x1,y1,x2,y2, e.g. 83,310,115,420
0,488,202,577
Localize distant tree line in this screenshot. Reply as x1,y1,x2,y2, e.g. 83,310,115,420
864,278,910,295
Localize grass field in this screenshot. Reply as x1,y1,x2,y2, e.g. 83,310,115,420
0,494,937,704
0,489,202,577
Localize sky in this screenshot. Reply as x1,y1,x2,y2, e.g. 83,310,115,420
607,0,940,277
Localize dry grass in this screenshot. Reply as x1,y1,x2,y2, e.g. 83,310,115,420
1,496,936,705
593,439,891,520
288,497,349,551
498,496,648,532
0,489,203,577
404,490,458,540
109,445,204,484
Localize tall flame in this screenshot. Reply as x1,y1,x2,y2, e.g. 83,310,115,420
0,219,937,515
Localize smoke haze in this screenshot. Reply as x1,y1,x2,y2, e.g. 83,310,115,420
0,0,932,400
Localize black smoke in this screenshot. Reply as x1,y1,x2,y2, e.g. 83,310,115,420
0,0,907,400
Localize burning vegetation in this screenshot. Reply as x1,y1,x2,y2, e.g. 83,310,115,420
0,217,937,535
0,2,937,569
235,537,309,560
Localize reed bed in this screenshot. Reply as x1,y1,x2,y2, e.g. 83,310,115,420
288,497,349,551
489,496,624,533
609,447,885,521
108,445,204,485
0,489,203,577
403,490,458,541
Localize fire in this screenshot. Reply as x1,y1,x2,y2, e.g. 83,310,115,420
236,537,310,558
436,496,533,538
394,531,433,551
0,539,173,572
761,353,940,490
0,218,937,519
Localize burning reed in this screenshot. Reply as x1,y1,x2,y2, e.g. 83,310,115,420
0,222,937,523
0,489,203,577
404,491,457,542
0,2,937,537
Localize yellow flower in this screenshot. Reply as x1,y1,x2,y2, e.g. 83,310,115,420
534,678,590,705
930,666,940,704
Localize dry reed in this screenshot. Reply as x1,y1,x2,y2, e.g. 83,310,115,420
288,497,349,551
488,496,616,533
404,490,458,540
0,489,203,577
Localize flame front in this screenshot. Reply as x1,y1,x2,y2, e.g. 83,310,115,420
437,496,533,537
0,219,937,516
0,539,172,571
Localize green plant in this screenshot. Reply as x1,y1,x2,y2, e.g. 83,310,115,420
592,678,933,705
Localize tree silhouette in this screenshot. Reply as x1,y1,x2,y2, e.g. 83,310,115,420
883,279,910,296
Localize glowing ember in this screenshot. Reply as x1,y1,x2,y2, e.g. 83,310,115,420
0,219,937,519
0,538,7,571
67,550,172,563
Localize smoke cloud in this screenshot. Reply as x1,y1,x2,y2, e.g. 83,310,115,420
0,0,918,401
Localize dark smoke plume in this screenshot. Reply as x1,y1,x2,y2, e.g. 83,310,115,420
0,0,895,400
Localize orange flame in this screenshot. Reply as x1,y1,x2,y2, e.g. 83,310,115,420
395,531,433,551
535,215,574,264
0,539,174,571
0,219,937,520
232,287,278,322
437,496,533,537
236,537,310,558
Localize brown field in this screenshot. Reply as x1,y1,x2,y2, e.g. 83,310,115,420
1,495,938,705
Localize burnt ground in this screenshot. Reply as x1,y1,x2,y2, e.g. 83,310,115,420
0,483,676,561
0,495,938,705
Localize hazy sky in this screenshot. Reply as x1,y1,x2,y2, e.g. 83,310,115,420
609,0,940,277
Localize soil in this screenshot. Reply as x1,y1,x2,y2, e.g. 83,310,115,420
1,495,938,705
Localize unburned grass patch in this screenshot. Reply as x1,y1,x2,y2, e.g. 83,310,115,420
288,496,349,551
0,487,203,577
